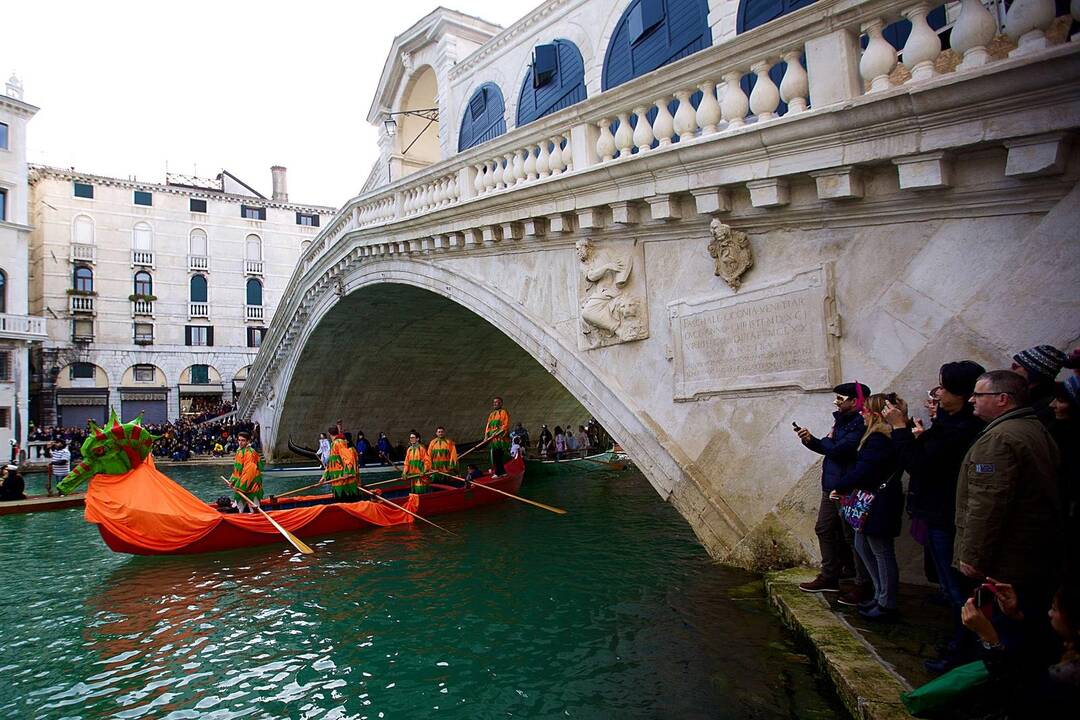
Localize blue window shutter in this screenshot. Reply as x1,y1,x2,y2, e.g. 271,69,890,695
469,90,486,120
630,0,664,44
459,83,506,151
532,44,558,88
517,40,587,126
602,0,711,91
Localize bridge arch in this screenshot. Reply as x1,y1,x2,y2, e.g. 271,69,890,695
256,258,746,556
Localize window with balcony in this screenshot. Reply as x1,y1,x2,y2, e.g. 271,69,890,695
185,325,213,347
133,271,153,297
517,39,587,127
133,322,154,345
132,222,154,266
134,190,153,206
602,0,711,91
0,122,7,150
0,269,6,313
190,198,207,213
70,362,95,379
73,265,94,293
241,205,266,221
187,228,209,271
296,212,320,227
245,234,262,261
133,364,155,382
0,351,11,382
247,326,266,348
189,274,208,303
246,278,262,307
73,215,95,246
458,83,506,151
190,364,210,384
73,182,94,199
72,319,94,341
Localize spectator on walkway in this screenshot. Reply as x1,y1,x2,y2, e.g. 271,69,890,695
888,361,986,667
317,432,331,466
576,425,591,455
795,382,872,600
537,425,552,458
355,432,371,468
834,393,905,621
955,370,1063,624
0,465,25,501
376,433,393,464
48,440,70,497
553,426,566,461
1011,344,1067,427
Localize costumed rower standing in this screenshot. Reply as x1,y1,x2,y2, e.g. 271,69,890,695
322,426,360,501
428,426,459,476
404,431,433,494
485,396,510,476
229,431,264,513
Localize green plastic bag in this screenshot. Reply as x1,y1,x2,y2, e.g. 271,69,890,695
901,661,991,717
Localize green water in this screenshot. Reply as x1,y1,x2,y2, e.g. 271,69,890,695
0,465,843,719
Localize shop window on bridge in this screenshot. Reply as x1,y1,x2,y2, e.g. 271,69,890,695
516,39,587,127
601,0,712,91
458,83,506,152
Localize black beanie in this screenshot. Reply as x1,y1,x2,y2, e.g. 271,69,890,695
939,360,986,397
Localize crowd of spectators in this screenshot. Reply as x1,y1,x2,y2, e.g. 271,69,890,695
793,344,1078,716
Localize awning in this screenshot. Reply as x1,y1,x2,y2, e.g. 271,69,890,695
119,387,169,402
178,383,225,395
56,389,109,406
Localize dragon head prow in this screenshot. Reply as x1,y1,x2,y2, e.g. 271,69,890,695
57,409,159,495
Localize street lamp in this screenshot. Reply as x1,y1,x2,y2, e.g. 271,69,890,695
382,108,439,183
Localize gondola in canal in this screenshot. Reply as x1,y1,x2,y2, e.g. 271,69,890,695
56,412,527,556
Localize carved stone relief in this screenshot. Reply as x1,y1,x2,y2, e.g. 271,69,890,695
575,238,649,350
707,219,754,291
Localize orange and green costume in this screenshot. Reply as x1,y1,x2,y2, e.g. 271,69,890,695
322,436,359,498
230,446,264,504
427,436,459,475
403,442,432,494
485,408,510,459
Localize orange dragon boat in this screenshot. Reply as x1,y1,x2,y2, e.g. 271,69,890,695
57,412,525,556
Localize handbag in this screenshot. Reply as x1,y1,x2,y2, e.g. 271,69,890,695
839,489,875,530
901,660,990,716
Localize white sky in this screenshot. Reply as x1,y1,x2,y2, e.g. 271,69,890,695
3,0,541,209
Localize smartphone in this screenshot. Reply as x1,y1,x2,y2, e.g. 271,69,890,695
792,421,800,430
974,583,997,618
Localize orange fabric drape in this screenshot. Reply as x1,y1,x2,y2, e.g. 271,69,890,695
84,455,419,553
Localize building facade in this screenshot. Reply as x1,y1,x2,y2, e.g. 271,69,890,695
0,77,48,455
28,166,334,426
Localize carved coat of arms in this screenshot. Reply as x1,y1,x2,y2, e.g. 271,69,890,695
707,219,753,291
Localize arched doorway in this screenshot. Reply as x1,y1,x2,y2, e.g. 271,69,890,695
396,66,442,175
55,362,109,427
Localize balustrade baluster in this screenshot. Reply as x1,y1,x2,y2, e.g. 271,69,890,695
673,90,698,140
503,153,516,187
696,81,721,134
596,118,617,162
779,50,809,114
614,112,634,158
474,163,486,195
524,145,538,180
952,0,997,69
902,3,941,81
548,137,564,175
493,157,505,190
721,72,749,128
512,149,525,184
749,61,780,121
561,134,573,172
1005,0,1056,55
653,98,675,146
536,141,551,178
484,160,497,192
860,19,897,92
631,107,654,154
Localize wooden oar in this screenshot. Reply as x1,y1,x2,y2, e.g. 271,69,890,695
456,436,493,461
274,479,330,499
357,484,457,536
433,470,567,515
221,476,314,555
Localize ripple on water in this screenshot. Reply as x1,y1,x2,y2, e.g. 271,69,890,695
1,465,844,719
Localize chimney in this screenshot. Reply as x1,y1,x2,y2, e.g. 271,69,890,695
271,166,288,202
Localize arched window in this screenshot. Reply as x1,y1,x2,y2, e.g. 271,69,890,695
601,0,712,91
189,228,208,256
458,83,506,151
73,266,94,293
0,269,6,313
189,274,207,303
246,278,263,306
132,222,153,251
73,215,95,245
245,234,262,261
517,40,587,126
133,271,153,296
736,0,945,51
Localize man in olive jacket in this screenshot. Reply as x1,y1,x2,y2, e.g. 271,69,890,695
954,371,1062,596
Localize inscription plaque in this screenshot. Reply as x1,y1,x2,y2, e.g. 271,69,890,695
669,264,839,400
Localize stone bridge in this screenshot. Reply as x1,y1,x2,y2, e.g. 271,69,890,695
239,0,1080,568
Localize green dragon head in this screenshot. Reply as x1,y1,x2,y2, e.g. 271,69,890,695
57,409,159,495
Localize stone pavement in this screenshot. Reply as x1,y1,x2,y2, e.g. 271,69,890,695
766,567,956,720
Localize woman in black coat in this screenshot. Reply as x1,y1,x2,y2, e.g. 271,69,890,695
832,393,904,620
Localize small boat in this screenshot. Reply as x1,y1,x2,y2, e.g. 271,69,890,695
0,493,86,516
526,449,631,479
263,462,403,482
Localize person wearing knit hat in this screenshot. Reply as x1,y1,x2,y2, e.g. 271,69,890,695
1012,344,1068,427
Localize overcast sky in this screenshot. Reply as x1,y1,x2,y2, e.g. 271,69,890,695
4,0,541,209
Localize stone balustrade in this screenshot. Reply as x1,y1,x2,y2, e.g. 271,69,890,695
0,313,48,340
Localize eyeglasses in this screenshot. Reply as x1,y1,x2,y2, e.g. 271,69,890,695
834,395,852,403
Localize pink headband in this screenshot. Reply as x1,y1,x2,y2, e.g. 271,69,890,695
854,381,865,412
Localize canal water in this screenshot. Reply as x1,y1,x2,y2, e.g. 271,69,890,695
0,463,843,719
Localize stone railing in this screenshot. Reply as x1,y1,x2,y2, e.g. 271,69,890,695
296,0,1073,279
70,243,95,264
0,313,48,340
188,254,209,271
70,295,95,314
132,299,154,316
131,250,154,268
244,259,264,276
245,305,264,322
189,302,209,318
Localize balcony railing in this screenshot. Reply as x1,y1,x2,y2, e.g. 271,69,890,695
189,302,209,318
131,250,154,268
134,332,154,345
0,313,48,341
245,305,264,322
70,243,95,264
132,299,154,316
188,255,209,271
244,260,264,275
70,295,95,314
